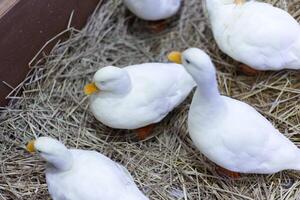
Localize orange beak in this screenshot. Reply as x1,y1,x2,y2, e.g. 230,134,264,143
234,0,244,5
167,51,182,64
84,82,99,95
26,140,36,153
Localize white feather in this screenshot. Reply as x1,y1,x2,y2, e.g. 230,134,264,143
34,137,148,200
89,63,196,129
206,0,300,70
123,0,181,21
181,48,300,174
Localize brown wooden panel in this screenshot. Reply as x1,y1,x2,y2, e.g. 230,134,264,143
0,0,100,106
0,0,19,17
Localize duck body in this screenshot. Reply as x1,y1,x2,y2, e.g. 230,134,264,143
208,0,300,70
89,63,195,130
26,137,148,200
168,48,300,174
123,0,181,21
189,90,300,173
47,149,148,200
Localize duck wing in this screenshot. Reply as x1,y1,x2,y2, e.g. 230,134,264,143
219,97,300,173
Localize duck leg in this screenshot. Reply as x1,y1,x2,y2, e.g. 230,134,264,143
216,166,241,179
234,0,244,4
239,64,260,76
147,20,167,33
135,124,155,140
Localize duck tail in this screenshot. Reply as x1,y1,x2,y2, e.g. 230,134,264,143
285,37,300,69
290,151,300,171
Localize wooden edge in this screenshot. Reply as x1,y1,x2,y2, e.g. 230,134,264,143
0,0,19,18
0,0,101,106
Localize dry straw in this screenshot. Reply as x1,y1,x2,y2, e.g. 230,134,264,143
1,0,300,199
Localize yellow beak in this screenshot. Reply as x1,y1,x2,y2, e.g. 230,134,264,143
26,140,36,153
167,51,182,64
84,82,99,95
234,0,244,5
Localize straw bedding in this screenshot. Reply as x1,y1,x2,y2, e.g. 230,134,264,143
1,0,300,199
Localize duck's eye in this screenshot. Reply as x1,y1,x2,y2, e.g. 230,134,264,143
185,59,190,64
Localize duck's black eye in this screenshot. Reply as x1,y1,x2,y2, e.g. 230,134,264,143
185,59,190,64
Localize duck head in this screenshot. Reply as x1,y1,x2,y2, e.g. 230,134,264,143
168,48,221,102
168,48,216,84
84,66,132,96
26,137,73,171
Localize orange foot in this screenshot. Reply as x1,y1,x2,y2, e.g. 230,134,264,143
216,166,241,179
135,124,155,140
147,20,167,33
234,0,244,4
239,64,260,76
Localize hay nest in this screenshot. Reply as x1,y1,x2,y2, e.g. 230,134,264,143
1,0,300,199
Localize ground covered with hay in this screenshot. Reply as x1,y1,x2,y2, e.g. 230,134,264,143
1,0,300,199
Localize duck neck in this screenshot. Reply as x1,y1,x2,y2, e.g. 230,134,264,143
42,149,73,172
194,75,221,106
189,75,224,127
103,73,132,97
111,81,132,96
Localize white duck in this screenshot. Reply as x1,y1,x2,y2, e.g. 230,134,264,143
206,0,300,74
168,48,300,176
123,0,181,21
26,137,149,200
84,63,195,140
